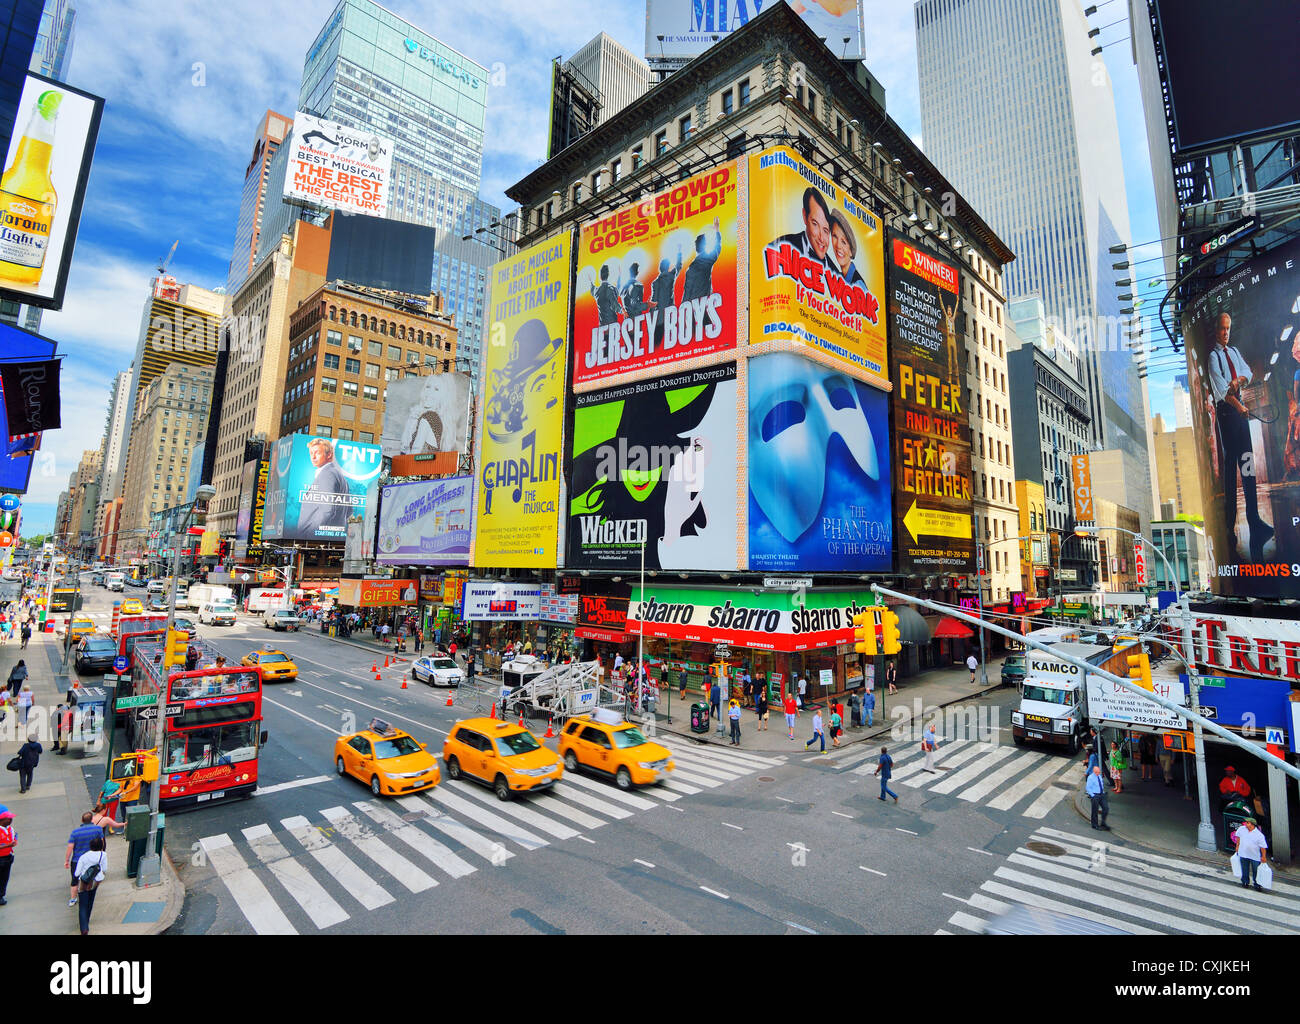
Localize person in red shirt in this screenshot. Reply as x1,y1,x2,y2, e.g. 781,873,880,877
1219,766,1252,803
782,692,800,740
0,806,14,905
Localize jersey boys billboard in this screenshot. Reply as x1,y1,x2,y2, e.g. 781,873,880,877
886,235,973,574
749,146,888,391
567,363,738,571
747,350,892,572
1183,235,1300,597
474,235,571,568
572,161,738,388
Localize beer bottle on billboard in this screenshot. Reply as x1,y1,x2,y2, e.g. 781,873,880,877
0,90,61,286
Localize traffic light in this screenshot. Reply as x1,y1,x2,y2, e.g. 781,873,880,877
880,609,902,656
163,628,189,669
1127,650,1153,691
854,607,882,656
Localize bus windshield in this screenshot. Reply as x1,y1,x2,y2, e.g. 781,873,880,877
1023,684,1075,705
163,722,259,772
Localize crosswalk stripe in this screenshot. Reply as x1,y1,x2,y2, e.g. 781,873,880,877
637,782,683,802
1021,781,1073,819
547,780,636,819
666,766,725,788
199,834,298,935
449,780,580,840
899,741,986,786
992,865,1232,934
660,776,703,795
958,751,1048,803
985,756,1075,811
355,799,485,873
665,742,781,770
977,879,1162,935
946,910,987,933
280,815,394,911
318,806,438,892
928,746,1018,795
557,772,656,811
241,823,349,929
528,791,608,829
422,786,549,851
659,751,746,781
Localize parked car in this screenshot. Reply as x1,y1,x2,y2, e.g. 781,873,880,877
263,608,300,631
1001,653,1027,688
75,634,119,674
410,656,464,688
198,601,237,626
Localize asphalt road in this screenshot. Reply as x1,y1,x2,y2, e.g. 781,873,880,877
65,577,1299,936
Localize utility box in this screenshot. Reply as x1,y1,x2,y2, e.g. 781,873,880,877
124,804,150,841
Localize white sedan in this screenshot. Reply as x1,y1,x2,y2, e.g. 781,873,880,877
410,655,464,688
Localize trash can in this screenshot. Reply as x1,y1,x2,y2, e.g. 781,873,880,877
690,701,710,734
1223,806,1252,852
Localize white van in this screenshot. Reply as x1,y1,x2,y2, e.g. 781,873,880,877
198,600,237,626
106,572,125,592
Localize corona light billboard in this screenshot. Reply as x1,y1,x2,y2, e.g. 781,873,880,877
474,234,572,567
749,146,888,390
572,160,738,388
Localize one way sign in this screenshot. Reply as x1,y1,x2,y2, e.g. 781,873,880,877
137,703,184,721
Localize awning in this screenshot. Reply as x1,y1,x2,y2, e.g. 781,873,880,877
895,605,932,646
932,616,975,640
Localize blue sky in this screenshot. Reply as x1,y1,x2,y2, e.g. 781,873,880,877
20,0,1173,533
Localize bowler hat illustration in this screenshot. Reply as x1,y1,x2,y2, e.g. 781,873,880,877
502,319,563,384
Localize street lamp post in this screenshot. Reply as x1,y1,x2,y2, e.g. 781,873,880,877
137,484,215,888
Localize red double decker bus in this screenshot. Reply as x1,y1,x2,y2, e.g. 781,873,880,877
127,637,266,809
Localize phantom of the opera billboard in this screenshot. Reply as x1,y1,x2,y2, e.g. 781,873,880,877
572,161,739,389
567,362,738,571
1182,235,1300,597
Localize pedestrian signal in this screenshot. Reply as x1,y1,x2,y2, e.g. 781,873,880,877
881,610,902,656
1127,651,1153,691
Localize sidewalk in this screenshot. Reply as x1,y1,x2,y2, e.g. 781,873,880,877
0,631,183,935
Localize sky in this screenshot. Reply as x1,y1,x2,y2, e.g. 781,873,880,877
18,0,1174,533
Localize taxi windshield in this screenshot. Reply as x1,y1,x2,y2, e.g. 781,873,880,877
374,735,422,759
495,731,541,756
260,653,289,664
1023,684,1074,705
612,727,649,749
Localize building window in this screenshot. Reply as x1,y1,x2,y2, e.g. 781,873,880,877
342,381,358,398
807,89,817,117
655,130,668,156
365,363,380,379
722,90,734,116
344,357,361,375
679,114,691,142
611,158,622,182
572,182,582,204
388,345,401,361
738,79,750,106
326,330,342,347
367,340,382,356
318,426,332,438
337,429,353,441
406,351,420,365
362,385,378,402
631,145,643,170
348,334,363,351
359,432,374,444
385,367,399,382
323,353,340,370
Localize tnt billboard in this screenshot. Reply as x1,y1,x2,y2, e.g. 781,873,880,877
263,435,382,542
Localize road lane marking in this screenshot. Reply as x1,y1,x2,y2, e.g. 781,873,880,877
634,858,656,868
262,697,339,734
242,824,348,929
280,814,393,911
942,892,971,904
785,921,817,934
198,834,297,935
699,886,730,900
292,677,449,735
859,865,886,876
257,775,333,795
967,847,994,856
576,835,596,844
317,806,437,892
831,810,853,819
722,822,744,831
895,827,918,835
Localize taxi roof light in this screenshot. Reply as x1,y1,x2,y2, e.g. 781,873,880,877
367,718,399,737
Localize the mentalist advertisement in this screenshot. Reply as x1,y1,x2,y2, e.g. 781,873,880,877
263,434,383,541
573,160,739,388
474,234,572,567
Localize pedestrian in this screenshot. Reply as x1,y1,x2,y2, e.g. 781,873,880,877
90,804,125,839
74,834,107,935
862,687,875,727
728,699,742,745
967,651,979,684
923,722,940,772
16,684,32,726
65,811,101,907
875,746,899,803
415,628,424,654
53,702,65,752
849,689,861,728
797,673,807,709
613,652,624,676
14,730,39,794
709,676,721,722
0,805,13,905
678,665,689,702
829,705,842,747
886,658,897,695
804,706,825,752
19,620,30,649
783,691,799,740
1108,741,1125,794
1158,743,1175,786
1232,818,1268,892
1139,733,1156,781
185,644,199,671
1086,764,1110,830
5,659,25,698
97,777,123,822
380,622,390,645
754,682,769,731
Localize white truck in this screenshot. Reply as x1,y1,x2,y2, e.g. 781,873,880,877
106,572,125,592
1009,641,1135,755
185,583,235,611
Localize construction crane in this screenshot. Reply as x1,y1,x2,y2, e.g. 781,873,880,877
157,239,179,275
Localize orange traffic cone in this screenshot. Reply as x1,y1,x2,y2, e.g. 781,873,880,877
384,655,391,668
371,662,378,673
544,717,554,739
400,676,407,689
374,671,382,681
445,692,454,706
489,702,496,719
517,709,524,728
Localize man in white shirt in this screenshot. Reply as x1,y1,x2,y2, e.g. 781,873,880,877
967,652,979,684
1233,818,1268,891
1206,311,1273,560
797,674,807,709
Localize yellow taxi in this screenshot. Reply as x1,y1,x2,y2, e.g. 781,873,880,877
64,615,96,642
334,719,440,797
120,598,144,615
241,647,298,682
558,709,675,789
442,717,562,801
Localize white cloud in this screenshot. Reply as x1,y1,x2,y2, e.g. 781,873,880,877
39,246,154,362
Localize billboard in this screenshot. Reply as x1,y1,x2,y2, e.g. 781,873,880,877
474,235,571,568
380,372,471,457
573,160,739,388
263,434,382,542
338,577,418,607
645,0,864,66
567,362,738,571
886,235,972,575
749,146,888,390
326,213,436,297
1182,236,1300,597
1153,0,1300,154
376,477,473,566
0,325,54,493
747,350,892,572
284,111,392,218
1071,453,1094,527
462,580,542,621
0,74,103,311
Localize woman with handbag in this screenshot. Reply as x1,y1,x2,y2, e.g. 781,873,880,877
14,732,41,793
1108,741,1125,794
74,834,107,935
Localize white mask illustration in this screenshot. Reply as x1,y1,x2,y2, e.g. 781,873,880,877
748,353,878,543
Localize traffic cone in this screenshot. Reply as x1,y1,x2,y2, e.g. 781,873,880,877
489,702,496,719
400,676,408,689
544,717,554,739
371,662,378,673
374,670,382,681
445,692,454,706
517,709,524,728
384,655,391,668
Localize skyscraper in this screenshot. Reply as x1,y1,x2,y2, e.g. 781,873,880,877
916,0,1152,518
31,0,74,82
566,33,651,128
226,109,292,296
99,370,132,503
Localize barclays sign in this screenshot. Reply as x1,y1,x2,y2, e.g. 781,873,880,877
403,38,481,88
